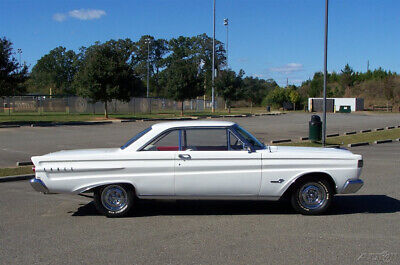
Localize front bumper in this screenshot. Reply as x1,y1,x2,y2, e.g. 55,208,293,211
341,179,364,194
30,178,49,194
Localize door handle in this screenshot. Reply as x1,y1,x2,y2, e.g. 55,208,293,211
178,154,191,160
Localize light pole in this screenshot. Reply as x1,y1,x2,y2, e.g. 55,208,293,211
224,18,228,68
211,0,216,113
322,0,329,146
145,38,151,98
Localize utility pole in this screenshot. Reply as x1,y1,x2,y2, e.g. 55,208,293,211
212,0,216,113
16,49,22,97
224,18,229,68
146,38,151,98
322,0,329,146
367,60,369,72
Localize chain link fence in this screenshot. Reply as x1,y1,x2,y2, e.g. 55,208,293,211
0,96,223,115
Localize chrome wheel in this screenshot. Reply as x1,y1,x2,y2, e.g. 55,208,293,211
101,185,128,212
298,182,327,210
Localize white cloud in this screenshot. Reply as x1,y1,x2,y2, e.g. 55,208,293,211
53,13,67,22
53,9,106,22
269,63,304,74
252,73,266,78
68,9,106,20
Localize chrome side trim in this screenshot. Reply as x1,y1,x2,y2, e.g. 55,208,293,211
341,179,364,194
36,167,124,173
30,178,49,194
137,195,280,201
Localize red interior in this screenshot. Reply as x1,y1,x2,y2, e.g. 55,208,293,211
157,146,179,151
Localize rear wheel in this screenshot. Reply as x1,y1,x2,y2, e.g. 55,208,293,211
291,178,333,215
94,184,134,217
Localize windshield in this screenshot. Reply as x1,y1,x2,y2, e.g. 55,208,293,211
121,127,152,150
233,125,265,150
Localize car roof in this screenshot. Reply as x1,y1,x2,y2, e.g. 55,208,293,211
151,120,236,130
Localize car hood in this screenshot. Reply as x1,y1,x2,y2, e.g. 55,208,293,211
266,145,361,160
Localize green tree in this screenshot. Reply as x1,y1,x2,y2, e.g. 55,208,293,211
74,40,143,118
133,36,169,97
265,87,288,108
309,72,324,97
30,46,79,95
289,89,300,110
161,58,202,115
340,64,355,93
216,69,244,113
165,34,226,98
0,37,28,97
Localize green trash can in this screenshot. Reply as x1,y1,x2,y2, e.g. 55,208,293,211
338,105,351,113
309,115,322,142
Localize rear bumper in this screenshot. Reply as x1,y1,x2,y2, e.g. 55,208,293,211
30,178,49,194
341,179,364,194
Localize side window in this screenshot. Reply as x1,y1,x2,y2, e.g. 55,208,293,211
184,129,227,151
229,131,245,150
142,130,180,151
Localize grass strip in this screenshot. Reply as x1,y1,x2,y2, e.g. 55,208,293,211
278,128,400,147
0,166,33,177
0,107,274,124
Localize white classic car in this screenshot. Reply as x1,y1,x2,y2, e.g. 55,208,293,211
30,121,364,217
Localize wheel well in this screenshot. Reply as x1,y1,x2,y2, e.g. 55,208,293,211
280,172,336,201
83,183,137,196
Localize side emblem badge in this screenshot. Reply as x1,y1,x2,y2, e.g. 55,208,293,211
271,179,285,184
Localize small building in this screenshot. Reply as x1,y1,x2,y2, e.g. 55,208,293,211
308,98,364,112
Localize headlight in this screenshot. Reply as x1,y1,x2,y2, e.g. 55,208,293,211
357,159,363,168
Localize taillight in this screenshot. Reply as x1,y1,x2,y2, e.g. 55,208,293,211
32,166,35,172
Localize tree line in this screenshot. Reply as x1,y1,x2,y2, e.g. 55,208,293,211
1,35,281,116
1,35,399,116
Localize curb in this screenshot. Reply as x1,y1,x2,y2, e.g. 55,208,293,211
0,125,21,128
345,131,356,135
326,145,341,148
270,139,291,144
29,121,113,127
360,129,372,133
374,139,393,144
0,174,34,183
396,138,400,142
348,142,369,147
327,133,339,138
16,161,33,166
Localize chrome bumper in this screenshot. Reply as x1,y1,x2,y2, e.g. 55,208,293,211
30,178,49,194
341,179,364,194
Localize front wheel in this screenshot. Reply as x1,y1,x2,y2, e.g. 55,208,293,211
94,184,135,217
291,179,333,215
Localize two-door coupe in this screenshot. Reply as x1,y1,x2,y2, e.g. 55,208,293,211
30,121,364,217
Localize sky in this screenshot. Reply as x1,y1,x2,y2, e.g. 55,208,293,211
1,0,399,86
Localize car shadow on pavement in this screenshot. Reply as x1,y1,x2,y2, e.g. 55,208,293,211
72,194,400,217
328,195,400,215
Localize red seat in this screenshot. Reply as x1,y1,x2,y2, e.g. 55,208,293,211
157,146,179,151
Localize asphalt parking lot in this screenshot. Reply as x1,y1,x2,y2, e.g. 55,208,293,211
0,112,399,167
0,143,399,264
